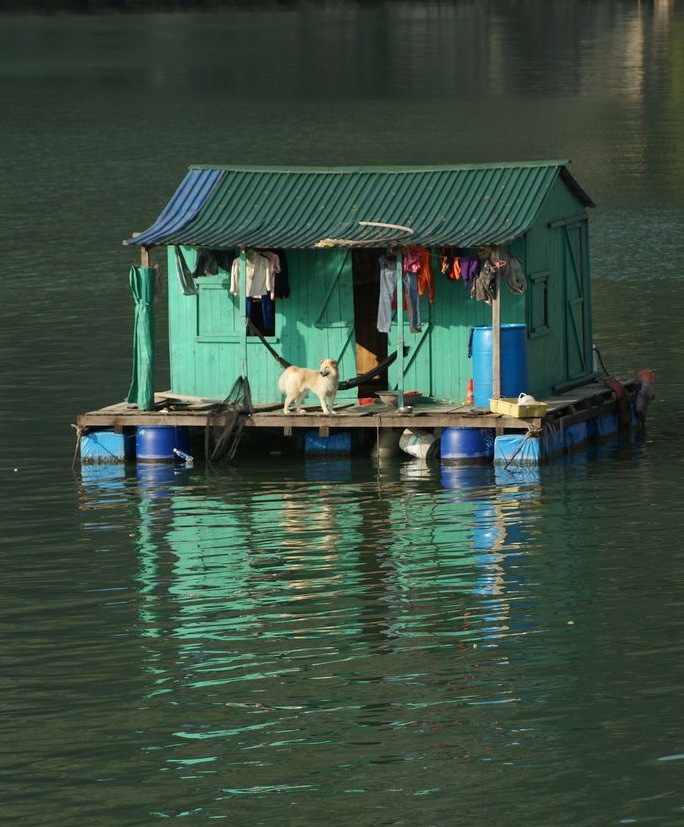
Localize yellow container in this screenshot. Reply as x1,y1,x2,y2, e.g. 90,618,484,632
489,397,548,418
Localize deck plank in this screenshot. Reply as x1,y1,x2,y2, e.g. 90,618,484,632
77,379,637,434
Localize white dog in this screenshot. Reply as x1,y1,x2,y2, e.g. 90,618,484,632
278,358,339,415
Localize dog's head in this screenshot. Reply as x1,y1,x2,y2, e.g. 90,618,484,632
319,358,339,377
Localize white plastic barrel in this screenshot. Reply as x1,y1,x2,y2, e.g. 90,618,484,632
399,428,440,460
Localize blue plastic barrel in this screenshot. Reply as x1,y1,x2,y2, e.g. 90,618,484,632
440,427,495,461
494,433,542,465
304,429,353,456
136,426,190,462
469,324,529,409
586,412,619,440
562,422,587,452
80,428,134,464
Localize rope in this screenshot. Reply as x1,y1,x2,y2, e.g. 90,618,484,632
71,424,83,470
592,344,610,377
246,319,290,368
503,427,542,470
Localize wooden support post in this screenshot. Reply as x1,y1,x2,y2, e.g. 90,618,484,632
239,248,248,377
141,246,150,267
492,271,501,400
396,251,405,408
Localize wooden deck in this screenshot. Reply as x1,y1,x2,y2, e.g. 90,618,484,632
76,378,637,436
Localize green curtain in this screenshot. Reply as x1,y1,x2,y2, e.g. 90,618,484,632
126,265,156,411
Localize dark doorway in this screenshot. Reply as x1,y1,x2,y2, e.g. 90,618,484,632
352,249,388,395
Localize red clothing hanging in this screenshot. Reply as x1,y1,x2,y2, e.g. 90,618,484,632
405,246,435,303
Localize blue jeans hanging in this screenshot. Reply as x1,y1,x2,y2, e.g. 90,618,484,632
246,294,275,335
376,258,421,333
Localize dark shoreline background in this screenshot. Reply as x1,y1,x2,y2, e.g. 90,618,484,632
3,0,340,10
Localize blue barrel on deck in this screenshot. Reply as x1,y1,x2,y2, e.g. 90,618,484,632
440,427,495,462
469,324,529,409
136,426,190,462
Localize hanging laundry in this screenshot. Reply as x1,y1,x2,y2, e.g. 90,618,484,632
174,246,198,296
261,293,275,331
272,248,290,298
377,254,421,333
440,247,464,281
459,256,481,285
193,248,236,277
404,246,434,303
377,254,397,333
246,294,275,335
440,248,451,275
449,257,462,281
497,250,527,295
471,258,499,304
258,250,281,298
470,247,527,303
403,249,422,274
230,250,275,298
403,271,421,332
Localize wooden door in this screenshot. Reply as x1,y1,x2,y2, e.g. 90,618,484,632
563,222,591,380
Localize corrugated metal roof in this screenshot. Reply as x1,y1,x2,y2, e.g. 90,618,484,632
126,161,593,249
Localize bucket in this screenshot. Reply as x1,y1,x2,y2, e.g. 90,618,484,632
469,324,529,409
440,427,494,462
136,426,190,462
399,428,440,460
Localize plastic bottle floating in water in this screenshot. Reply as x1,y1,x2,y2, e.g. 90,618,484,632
173,448,194,464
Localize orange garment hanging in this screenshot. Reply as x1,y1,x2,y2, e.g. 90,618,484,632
405,246,435,302
450,257,462,281
440,249,461,280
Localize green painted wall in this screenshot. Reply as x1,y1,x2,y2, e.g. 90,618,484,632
386,243,526,403
523,178,593,397
167,248,358,403
166,177,592,404
278,249,357,402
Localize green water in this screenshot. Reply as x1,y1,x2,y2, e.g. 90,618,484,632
1,3,684,824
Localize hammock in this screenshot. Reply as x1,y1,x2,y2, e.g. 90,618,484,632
246,318,405,389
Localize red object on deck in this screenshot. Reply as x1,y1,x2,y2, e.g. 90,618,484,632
466,378,474,405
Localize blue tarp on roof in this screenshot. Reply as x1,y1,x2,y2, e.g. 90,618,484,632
128,168,224,246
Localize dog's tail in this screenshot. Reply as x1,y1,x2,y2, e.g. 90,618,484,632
277,370,289,394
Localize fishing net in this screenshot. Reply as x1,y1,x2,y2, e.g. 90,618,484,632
205,376,254,463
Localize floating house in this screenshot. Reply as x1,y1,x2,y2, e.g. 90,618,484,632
78,160,643,465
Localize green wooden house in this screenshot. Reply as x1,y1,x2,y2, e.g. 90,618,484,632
125,160,595,408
